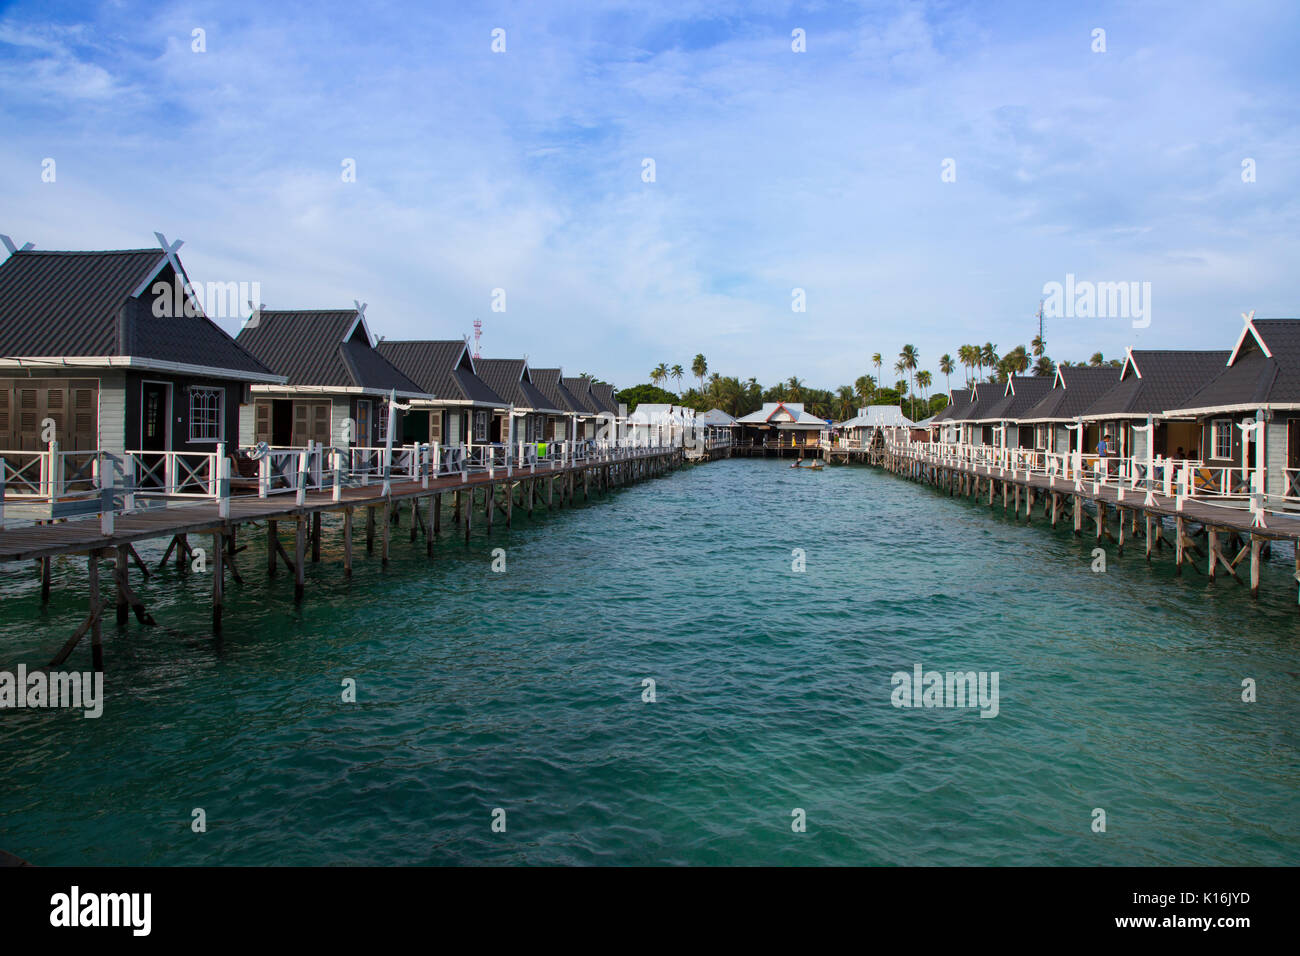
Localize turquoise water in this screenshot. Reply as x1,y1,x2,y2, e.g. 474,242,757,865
1,458,1298,865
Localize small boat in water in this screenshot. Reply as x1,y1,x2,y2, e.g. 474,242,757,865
791,459,824,470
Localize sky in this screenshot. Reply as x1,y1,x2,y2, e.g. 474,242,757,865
1,0,1298,394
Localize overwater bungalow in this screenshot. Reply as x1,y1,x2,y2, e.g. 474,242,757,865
474,358,565,443
1018,365,1123,455
838,405,913,450
374,339,509,447
562,376,602,438
1080,349,1228,462
235,309,427,449
627,403,696,447
948,381,1008,446
929,389,972,444
965,375,1054,450
531,368,589,444
735,401,828,449
0,241,279,490
1162,317,1300,501
696,407,739,443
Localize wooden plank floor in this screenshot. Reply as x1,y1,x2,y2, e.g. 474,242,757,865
904,457,1300,541
0,452,670,564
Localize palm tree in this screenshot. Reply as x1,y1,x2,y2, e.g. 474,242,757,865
898,344,919,419
939,354,954,394
1033,355,1054,377
1089,352,1104,367
786,376,804,402
835,385,855,420
916,370,932,410
670,364,684,392
651,362,668,387
956,345,973,387
691,354,707,390
981,343,998,382
1031,334,1045,359
854,374,875,407
872,353,882,390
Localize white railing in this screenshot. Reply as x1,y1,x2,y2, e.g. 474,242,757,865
0,444,105,498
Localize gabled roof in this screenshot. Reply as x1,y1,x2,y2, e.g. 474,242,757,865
531,367,587,413
1164,319,1300,414
237,309,425,395
971,375,1054,422
930,389,971,423
1018,366,1122,423
0,247,276,380
948,381,1004,423
839,405,913,429
376,339,504,406
1083,350,1229,419
587,381,619,415
735,401,826,426
561,376,596,414
475,358,563,414
697,407,738,426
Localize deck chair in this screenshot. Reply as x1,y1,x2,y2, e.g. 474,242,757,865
1194,467,1224,494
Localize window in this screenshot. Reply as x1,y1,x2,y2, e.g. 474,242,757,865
189,387,222,442
376,402,389,444
1212,419,1232,460
474,410,488,442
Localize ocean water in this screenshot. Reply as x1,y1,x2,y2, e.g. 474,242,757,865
1,457,1298,866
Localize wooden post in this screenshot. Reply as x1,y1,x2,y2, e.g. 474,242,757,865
434,493,442,535
212,531,225,630
454,489,462,525
344,508,353,576
464,488,473,542
366,506,376,554
1073,495,1083,536
89,551,103,672
486,484,494,532
426,495,435,556
410,499,419,543
294,518,306,600
1208,527,1218,581
506,482,513,528
116,545,129,626
40,557,51,603
381,501,392,566
311,512,322,563
1250,536,1262,598
1050,493,1059,528
1117,508,1125,555
1175,515,1186,577
1145,514,1154,563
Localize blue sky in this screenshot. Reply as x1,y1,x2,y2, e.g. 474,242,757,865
1,0,1298,393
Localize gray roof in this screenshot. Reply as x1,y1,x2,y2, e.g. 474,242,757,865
588,381,619,415
475,358,563,414
237,310,424,395
561,376,596,414
376,340,505,406
970,375,1054,422
531,368,586,413
930,389,971,423
1020,366,1121,422
1084,351,1228,419
949,381,1005,423
697,407,738,426
0,248,274,379
1165,320,1300,413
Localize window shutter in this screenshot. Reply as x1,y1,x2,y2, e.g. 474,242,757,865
255,401,272,444
311,402,330,445
429,410,441,443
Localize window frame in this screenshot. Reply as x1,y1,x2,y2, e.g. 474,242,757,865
188,386,223,443
1212,418,1232,460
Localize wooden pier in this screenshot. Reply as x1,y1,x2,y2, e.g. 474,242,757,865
0,447,681,670
876,442,1300,602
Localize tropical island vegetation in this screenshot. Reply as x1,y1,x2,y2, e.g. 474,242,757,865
614,345,1124,419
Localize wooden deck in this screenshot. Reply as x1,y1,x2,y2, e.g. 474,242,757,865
878,445,1300,599
0,448,682,668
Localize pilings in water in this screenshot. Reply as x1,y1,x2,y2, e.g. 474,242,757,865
876,445,1289,606
5,450,683,670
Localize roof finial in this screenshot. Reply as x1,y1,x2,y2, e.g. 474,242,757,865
0,235,34,256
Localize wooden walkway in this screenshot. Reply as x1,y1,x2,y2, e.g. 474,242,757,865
0,448,681,669
879,446,1300,601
